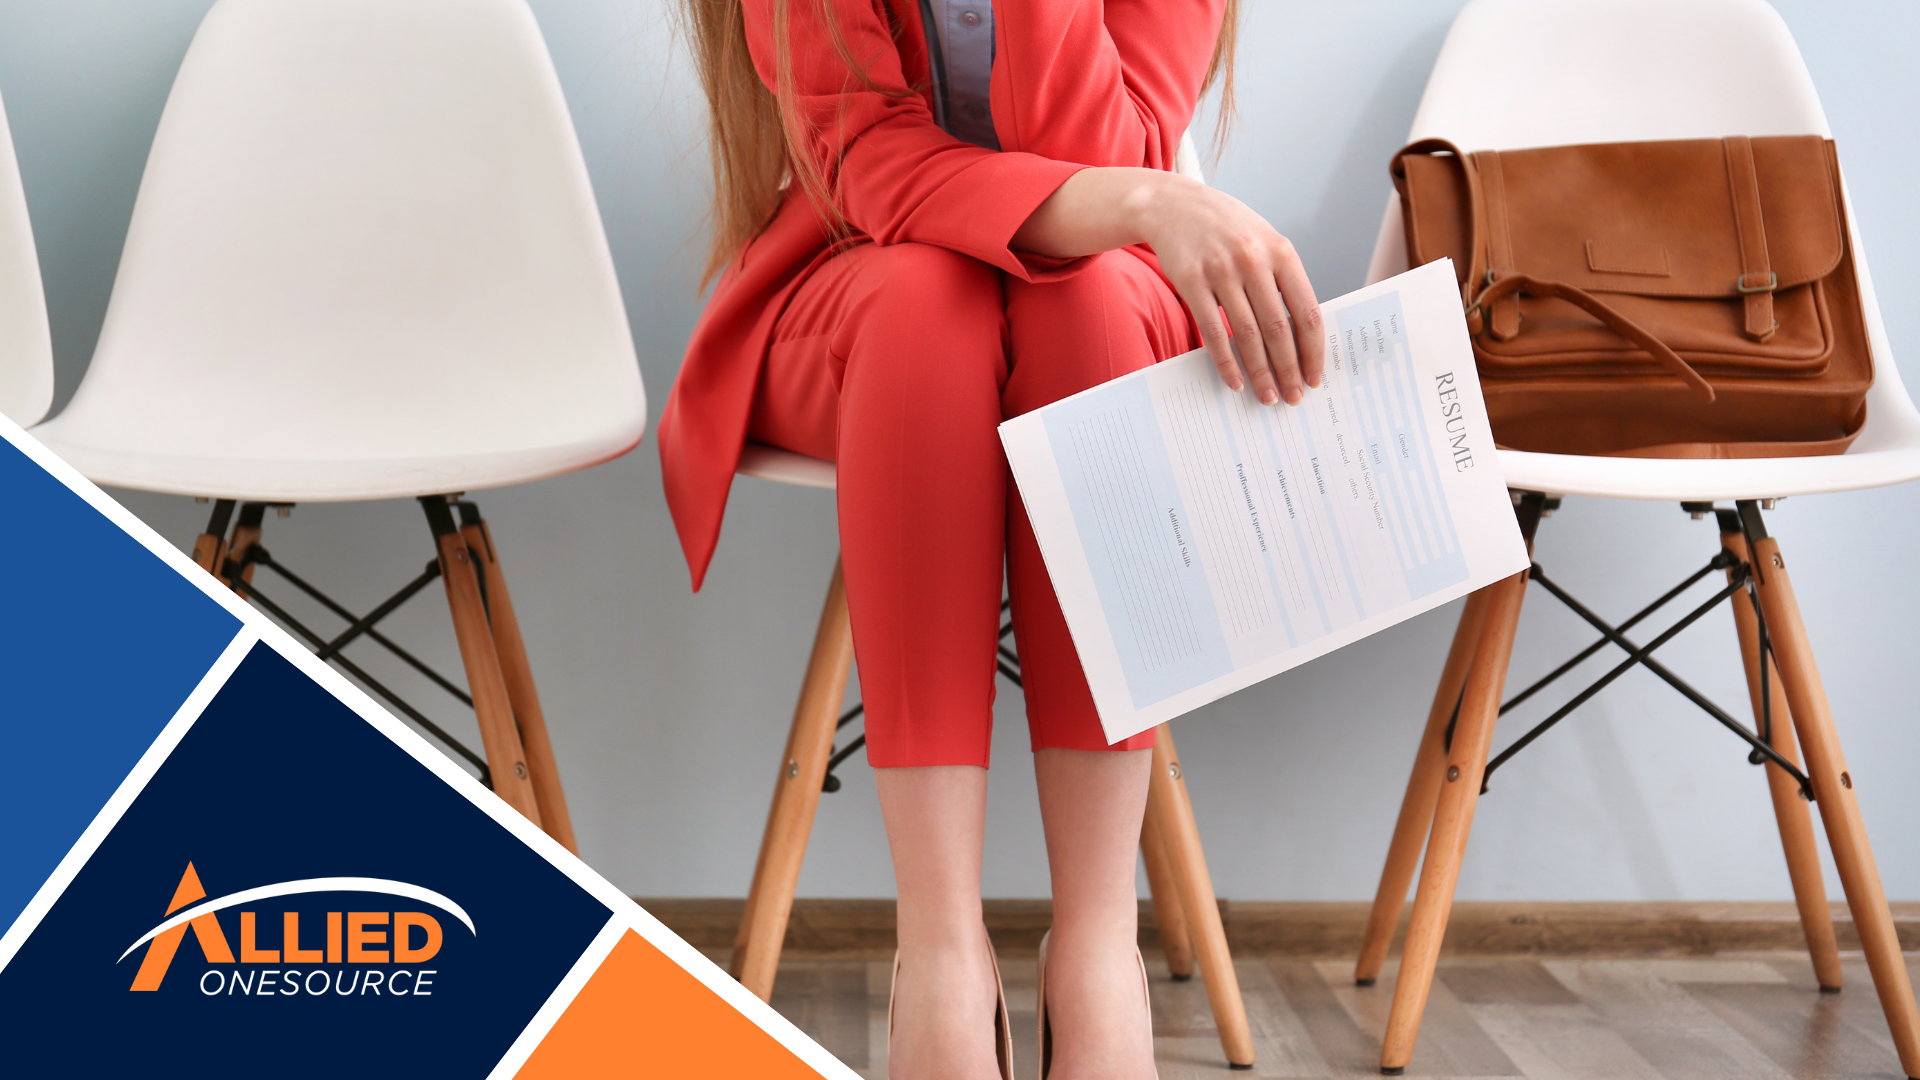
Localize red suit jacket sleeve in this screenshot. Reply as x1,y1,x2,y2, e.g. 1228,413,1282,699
742,0,1224,275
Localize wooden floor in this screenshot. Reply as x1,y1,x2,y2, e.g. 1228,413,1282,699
748,951,1920,1079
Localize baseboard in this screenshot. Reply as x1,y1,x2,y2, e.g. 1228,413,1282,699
636,897,1920,959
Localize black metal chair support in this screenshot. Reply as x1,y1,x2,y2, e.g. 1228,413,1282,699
1470,500,1815,798
212,500,499,788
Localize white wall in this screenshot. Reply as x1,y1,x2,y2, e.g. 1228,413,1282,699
3,0,1916,902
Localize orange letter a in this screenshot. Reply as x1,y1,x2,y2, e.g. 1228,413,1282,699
129,862,235,991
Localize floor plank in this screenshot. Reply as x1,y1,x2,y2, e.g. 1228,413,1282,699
1316,959,1523,1078
1540,960,1795,1080
769,960,870,1070
777,951,1918,1079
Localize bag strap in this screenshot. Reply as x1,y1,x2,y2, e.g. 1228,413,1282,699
1471,274,1716,401
1724,135,1779,341
1394,139,1716,403
1473,150,1523,340
1394,138,1489,309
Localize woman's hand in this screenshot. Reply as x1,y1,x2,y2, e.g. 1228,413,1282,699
1013,167,1326,405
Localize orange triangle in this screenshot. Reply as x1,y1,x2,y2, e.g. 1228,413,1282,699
515,931,827,1079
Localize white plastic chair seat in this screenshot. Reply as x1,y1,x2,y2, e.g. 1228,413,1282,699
0,86,53,429
30,0,644,502
735,132,1208,495
738,442,837,490
1363,0,1920,502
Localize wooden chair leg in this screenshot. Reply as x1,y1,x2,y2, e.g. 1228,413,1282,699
731,558,854,1001
1356,588,1490,986
1381,570,1528,1074
1721,526,1843,991
459,506,577,855
191,499,235,579
1746,519,1920,1078
421,497,543,826
1140,801,1195,980
1147,723,1255,1069
225,501,268,593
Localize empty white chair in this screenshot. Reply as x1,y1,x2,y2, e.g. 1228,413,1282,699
33,0,646,852
726,132,1260,1070
0,84,53,428
1353,2,1920,1075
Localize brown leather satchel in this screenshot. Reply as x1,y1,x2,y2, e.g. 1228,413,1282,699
1392,135,1872,458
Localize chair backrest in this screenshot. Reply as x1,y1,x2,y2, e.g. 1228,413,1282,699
0,87,53,428
1175,129,1207,185
1410,0,1828,147
1386,0,1920,459
40,0,644,473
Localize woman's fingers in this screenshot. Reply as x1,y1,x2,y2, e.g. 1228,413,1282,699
1245,270,1303,404
1216,287,1278,405
1161,202,1325,403
1269,236,1326,389
1176,277,1242,392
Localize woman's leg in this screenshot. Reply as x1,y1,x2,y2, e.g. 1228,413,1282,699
754,245,1012,769
750,241,1013,1080
1004,250,1196,1080
875,766,998,1079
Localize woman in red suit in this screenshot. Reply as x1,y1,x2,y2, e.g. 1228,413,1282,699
664,1,1324,1075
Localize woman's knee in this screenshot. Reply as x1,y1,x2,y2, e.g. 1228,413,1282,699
844,243,1003,335
837,243,1007,396
1003,251,1190,414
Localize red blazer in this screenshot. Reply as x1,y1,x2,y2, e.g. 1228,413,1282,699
660,0,1226,588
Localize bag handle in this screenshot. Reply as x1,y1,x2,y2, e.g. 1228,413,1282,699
1394,139,1716,403
1471,274,1715,401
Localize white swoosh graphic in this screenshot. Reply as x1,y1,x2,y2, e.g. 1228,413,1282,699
118,877,475,963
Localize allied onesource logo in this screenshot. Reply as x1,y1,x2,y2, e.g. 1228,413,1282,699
120,863,476,998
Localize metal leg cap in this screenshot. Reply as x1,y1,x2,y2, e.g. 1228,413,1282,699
1228,1064,1253,1071
1355,977,1377,987
1381,1068,1406,1076
1818,984,1842,994
1170,972,1193,982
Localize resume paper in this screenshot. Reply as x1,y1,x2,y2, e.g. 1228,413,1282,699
999,260,1529,743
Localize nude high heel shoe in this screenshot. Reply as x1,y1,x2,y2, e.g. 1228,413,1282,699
1034,931,1153,1080
886,930,1014,1080
987,941,1015,1080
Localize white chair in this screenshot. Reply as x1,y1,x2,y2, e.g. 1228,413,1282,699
725,133,1260,1070
0,84,53,428
32,0,645,853
1352,2,1920,1075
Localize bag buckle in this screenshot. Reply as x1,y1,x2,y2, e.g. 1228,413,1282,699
1737,271,1779,294
1463,267,1507,316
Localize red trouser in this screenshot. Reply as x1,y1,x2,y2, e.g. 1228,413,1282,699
749,242,1194,767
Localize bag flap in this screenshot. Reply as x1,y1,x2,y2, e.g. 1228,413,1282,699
1400,136,1843,299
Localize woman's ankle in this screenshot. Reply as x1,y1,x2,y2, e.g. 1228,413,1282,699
888,930,1003,1080
894,906,989,954
1038,928,1155,1080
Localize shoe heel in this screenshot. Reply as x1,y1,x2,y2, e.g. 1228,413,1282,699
1036,931,1052,1080
1138,946,1153,1037
986,936,1014,1080
886,949,901,1056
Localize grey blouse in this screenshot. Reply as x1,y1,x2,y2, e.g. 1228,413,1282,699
918,0,999,150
